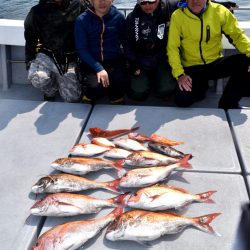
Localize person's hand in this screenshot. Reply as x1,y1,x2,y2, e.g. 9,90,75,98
134,69,141,76
248,66,250,72
177,75,192,91
97,70,109,88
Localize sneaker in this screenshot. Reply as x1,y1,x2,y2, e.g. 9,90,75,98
110,97,125,105
82,95,93,104
43,94,55,102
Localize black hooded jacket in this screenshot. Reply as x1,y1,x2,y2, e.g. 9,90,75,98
24,0,87,64
125,0,179,71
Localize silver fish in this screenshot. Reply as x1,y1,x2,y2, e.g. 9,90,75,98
30,193,127,216
114,138,148,151
127,185,216,210
119,159,192,188
69,143,109,157
148,141,191,159
51,157,122,176
106,210,221,244
31,174,120,193
33,208,123,250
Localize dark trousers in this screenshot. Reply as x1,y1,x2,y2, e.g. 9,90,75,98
175,54,250,109
81,58,130,102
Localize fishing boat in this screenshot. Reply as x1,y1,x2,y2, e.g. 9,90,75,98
0,7,250,250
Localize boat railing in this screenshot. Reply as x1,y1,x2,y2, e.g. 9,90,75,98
0,7,250,91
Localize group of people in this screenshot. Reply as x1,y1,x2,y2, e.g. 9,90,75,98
24,0,250,109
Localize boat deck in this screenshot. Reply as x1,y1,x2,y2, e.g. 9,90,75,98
0,97,250,250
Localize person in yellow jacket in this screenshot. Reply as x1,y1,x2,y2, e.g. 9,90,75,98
167,0,250,109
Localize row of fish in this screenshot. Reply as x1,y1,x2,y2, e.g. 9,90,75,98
31,127,220,249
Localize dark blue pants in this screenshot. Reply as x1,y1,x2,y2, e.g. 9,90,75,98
81,58,130,102
175,54,250,109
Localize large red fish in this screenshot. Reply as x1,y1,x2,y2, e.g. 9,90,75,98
106,210,221,244
89,126,139,139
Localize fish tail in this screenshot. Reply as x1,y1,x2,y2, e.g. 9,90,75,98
192,213,221,234
110,192,129,207
179,154,192,169
109,207,124,218
105,178,121,193
113,159,125,170
131,126,140,132
197,190,217,203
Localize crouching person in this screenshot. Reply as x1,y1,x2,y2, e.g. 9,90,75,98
24,0,87,102
74,0,130,104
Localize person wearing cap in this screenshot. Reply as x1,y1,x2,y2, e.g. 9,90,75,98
167,0,250,109
74,0,130,104
24,0,88,102
124,0,177,102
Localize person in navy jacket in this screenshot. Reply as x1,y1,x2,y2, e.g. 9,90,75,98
75,0,130,104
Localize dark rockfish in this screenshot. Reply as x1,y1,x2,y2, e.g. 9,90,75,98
33,208,123,250
148,142,192,159
106,210,221,244
89,126,139,139
31,174,121,193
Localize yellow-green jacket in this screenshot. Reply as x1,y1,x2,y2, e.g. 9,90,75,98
167,0,250,79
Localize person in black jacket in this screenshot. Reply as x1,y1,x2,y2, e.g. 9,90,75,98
125,0,177,102
125,0,238,102
24,0,87,102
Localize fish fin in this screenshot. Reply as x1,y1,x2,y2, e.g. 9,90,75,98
130,126,140,132
109,207,123,217
178,154,192,169
136,240,153,247
192,213,221,234
184,153,193,159
110,192,130,207
165,185,189,193
196,190,217,203
113,159,125,170
106,179,122,193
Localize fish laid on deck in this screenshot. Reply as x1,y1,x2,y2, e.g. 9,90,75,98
127,185,216,210
89,126,139,139
119,158,192,188
32,208,123,250
150,134,185,146
148,141,191,159
104,148,132,159
91,137,116,148
69,143,109,157
123,151,192,167
51,157,123,176
30,193,127,216
114,138,148,151
106,210,221,244
31,174,121,193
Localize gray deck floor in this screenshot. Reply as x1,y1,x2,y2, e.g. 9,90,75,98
0,90,250,250
1,83,250,108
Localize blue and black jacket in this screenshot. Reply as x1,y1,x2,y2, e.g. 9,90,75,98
74,5,126,73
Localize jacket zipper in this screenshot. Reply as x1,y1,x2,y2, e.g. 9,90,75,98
199,18,206,64
206,25,210,43
100,17,105,62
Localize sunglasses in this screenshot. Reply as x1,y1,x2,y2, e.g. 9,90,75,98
140,1,157,6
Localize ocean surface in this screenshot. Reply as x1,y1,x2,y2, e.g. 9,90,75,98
0,0,249,21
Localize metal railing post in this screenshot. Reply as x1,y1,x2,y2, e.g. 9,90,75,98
0,45,12,90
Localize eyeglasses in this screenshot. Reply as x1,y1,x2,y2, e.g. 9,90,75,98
140,1,157,6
